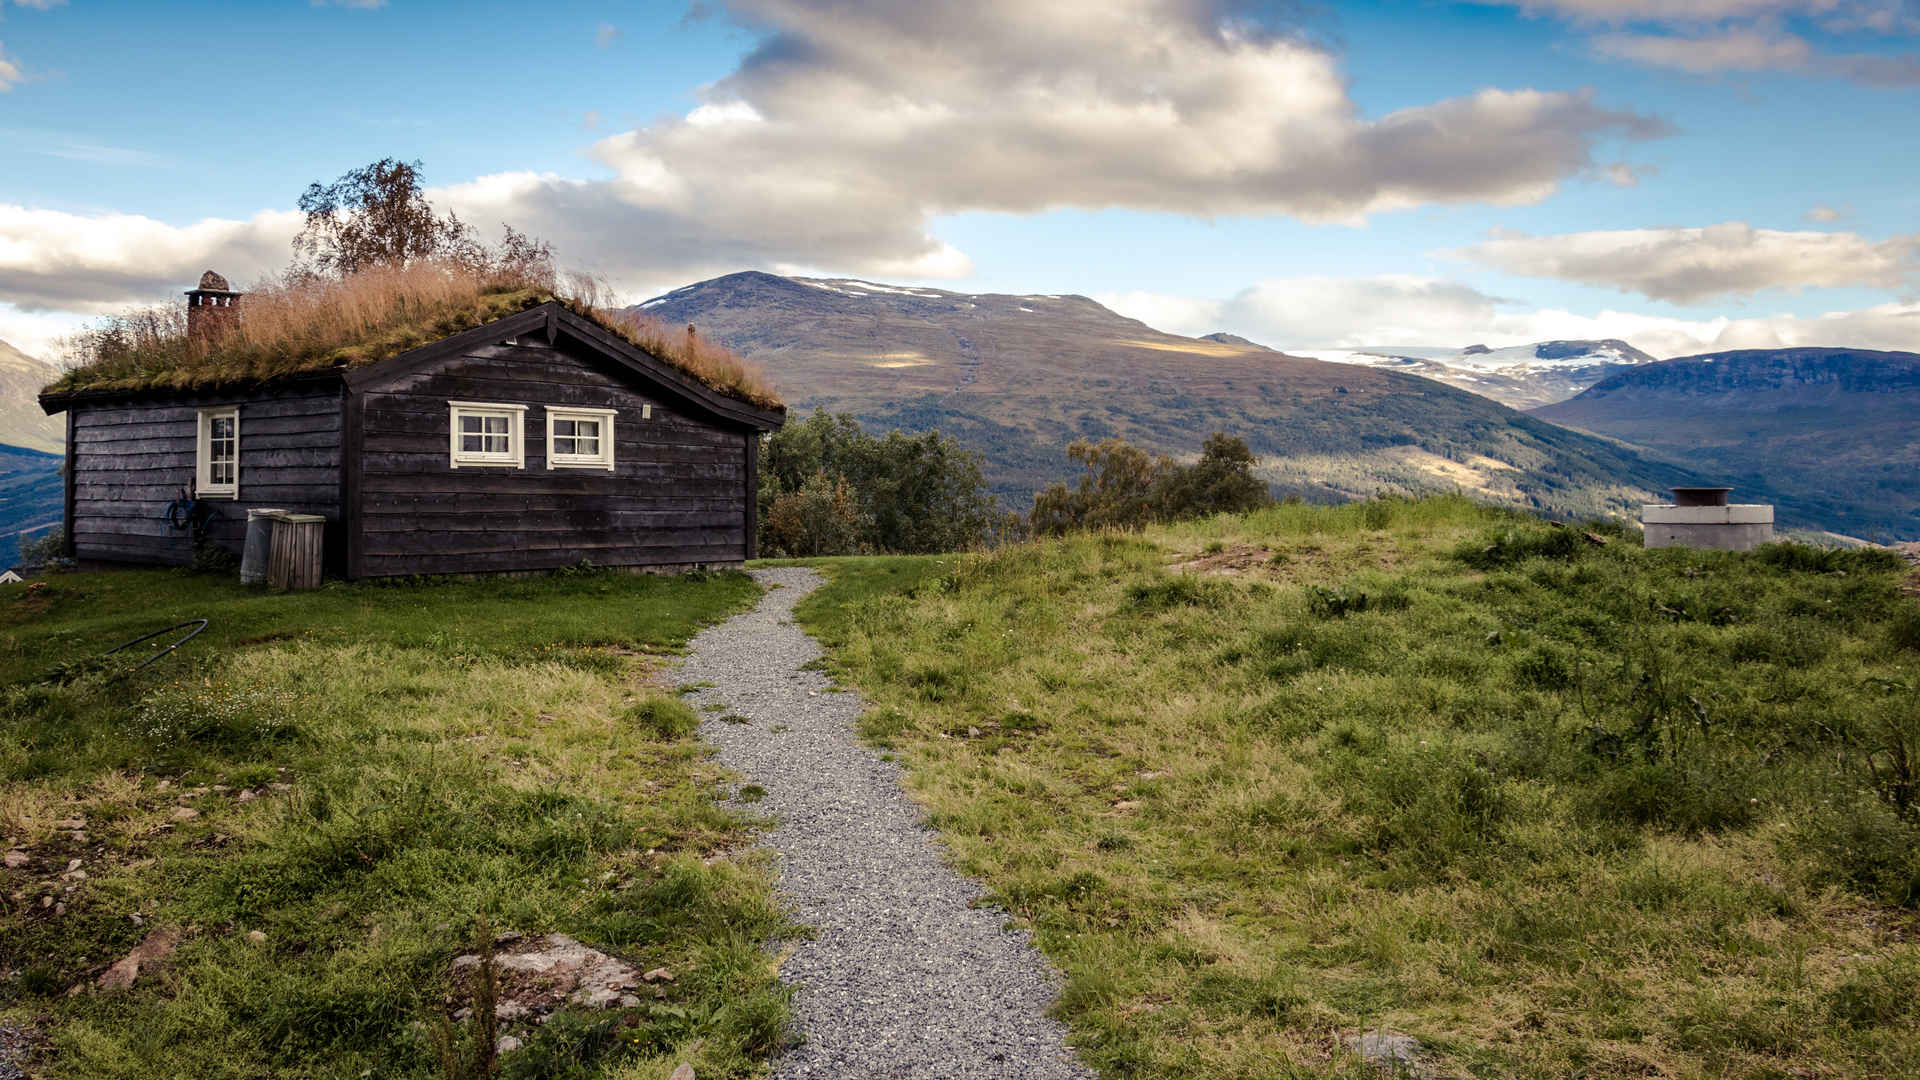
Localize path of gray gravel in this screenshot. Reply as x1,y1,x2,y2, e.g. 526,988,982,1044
678,567,1091,1080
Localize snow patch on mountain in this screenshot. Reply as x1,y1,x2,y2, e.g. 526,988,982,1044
1294,339,1655,375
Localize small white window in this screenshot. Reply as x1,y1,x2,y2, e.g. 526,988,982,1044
196,406,239,498
448,401,527,469
546,406,617,471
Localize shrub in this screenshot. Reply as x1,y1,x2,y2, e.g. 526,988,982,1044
17,527,67,566
1030,432,1272,535
759,411,1006,554
763,471,864,557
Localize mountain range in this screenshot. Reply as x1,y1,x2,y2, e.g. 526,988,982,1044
1534,348,1920,542
634,273,1705,523
0,341,65,565
1,341,65,455
1292,339,1659,410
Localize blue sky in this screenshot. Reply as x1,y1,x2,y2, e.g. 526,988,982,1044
2,0,1916,358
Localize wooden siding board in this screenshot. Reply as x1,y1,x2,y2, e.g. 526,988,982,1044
62,410,76,557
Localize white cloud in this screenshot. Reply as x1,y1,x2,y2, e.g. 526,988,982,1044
1600,161,1655,186
1593,26,1920,81
1805,203,1845,221
1493,0,1920,84
1099,273,1920,358
0,304,89,363
0,1,1667,319
0,42,25,92
1452,222,1920,302
0,205,301,312
596,23,622,48
608,0,1663,229
1593,26,1813,71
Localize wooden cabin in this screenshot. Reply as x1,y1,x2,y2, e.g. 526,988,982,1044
39,273,785,578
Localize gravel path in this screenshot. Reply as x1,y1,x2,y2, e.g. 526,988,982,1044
679,567,1091,1080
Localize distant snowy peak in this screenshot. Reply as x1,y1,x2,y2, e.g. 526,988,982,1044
1283,339,1660,410
1300,339,1656,375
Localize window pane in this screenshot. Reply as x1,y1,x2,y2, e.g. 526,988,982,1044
461,433,484,453
554,419,577,437
484,416,509,435
554,437,577,455
485,435,507,454
210,417,234,440
460,414,484,435
576,435,599,455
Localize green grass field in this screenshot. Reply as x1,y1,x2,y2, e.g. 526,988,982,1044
1,567,786,1080
791,497,1920,1079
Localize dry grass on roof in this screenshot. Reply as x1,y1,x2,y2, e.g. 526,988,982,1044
45,261,782,410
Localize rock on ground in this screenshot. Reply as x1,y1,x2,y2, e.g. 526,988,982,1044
94,926,181,991
448,932,644,1020
678,567,1091,1080
1347,1029,1429,1077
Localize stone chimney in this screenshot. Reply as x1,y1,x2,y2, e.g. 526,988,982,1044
186,269,241,343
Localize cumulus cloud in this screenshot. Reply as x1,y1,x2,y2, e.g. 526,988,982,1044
0,205,301,312
615,0,1663,226
1452,222,1920,302
4,0,1667,314
421,0,1656,283
1098,273,1920,358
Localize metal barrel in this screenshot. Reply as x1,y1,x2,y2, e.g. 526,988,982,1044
240,508,287,584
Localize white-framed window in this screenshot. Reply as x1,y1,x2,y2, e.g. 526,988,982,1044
448,401,527,469
196,406,239,498
545,406,618,471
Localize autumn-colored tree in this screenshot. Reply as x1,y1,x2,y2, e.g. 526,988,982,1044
764,471,864,557
294,158,478,275
1029,431,1271,535
758,411,1009,554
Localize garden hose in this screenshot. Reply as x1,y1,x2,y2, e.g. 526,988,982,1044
102,619,210,678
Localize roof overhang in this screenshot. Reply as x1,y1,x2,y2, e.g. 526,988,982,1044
346,302,785,431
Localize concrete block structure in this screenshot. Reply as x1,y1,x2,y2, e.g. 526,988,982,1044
1642,487,1774,551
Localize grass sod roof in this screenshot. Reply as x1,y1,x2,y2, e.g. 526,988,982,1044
42,267,782,411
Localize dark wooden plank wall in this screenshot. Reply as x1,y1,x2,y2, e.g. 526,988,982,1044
354,341,751,576
69,392,343,566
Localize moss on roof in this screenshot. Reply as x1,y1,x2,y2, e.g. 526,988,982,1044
44,269,781,411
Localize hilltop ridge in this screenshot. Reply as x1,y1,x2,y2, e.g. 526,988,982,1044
1534,347,1920,541
634,272,1703,524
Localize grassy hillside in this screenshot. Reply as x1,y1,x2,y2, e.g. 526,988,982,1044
635,274,1706,523
0,568,787,1079
791,501,1920,1079
1534,348,1920,542
0,443,63,567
